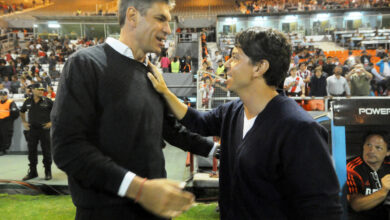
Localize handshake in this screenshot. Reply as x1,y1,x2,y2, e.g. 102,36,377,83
127,176,195,218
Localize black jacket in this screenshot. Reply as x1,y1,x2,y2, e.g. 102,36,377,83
51,44,213,218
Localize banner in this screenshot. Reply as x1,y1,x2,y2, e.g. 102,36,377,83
332,99,390,126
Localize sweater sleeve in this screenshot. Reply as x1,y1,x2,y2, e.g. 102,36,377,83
179,105,224,137
51,55,128,196
282,121,342,219
163,112,214,157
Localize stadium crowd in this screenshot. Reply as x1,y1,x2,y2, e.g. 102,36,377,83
196,31,390,110
237,0,390,14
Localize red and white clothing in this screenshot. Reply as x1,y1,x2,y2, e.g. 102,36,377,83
200,84,214,108
284,75,304,93
297,69,311,81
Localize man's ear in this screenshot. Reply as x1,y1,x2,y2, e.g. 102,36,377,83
386,149,390,157
253,60,269,78
126,7,138,28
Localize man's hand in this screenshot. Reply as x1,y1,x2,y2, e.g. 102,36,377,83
213,144,221,159
42,122,51,129
22,122,30,130
381,175,390,191
127,177,194,218
148,61,169,95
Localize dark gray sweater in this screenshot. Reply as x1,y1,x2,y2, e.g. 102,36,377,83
51,43,213,218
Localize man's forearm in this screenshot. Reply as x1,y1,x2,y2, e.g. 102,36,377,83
126,175,144,199
20,113,27,123
349,188,389,212
163,90,188,120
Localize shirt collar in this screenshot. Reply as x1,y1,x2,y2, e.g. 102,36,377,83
105,37,148,66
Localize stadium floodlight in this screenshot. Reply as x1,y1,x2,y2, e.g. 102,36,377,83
346,12,362,20
225,18,237,25
284,15,297,23
255,17,267,22
48,23,61,28
48,21,61,28
316,13,329,21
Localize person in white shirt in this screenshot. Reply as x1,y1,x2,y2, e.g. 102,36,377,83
284,67,305,97
326,66,351,97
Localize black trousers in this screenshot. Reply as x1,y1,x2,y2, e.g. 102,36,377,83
75,205,168,220
0,118,14,151
26,128,52,168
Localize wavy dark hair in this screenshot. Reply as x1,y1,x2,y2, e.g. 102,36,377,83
362,131,390,151
118,0,175,28
235,27,292,88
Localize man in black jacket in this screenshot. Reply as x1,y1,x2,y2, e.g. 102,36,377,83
51,0,215,219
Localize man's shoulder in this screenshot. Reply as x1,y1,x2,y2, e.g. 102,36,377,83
67,44,107,63
41,96,53,103
215,99,243,115
347,156,364,172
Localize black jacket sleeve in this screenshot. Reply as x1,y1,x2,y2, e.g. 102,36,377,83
51,55,127,196
162,112,214,157
9,101,19,120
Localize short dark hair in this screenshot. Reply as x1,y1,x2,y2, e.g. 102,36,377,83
235,27,292,87
298,62,306,68
363,131,390,151
118,0,174,28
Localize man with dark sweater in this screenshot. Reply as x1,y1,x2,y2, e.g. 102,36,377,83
308,68,327,111
51,0,216,219
149,27,342,219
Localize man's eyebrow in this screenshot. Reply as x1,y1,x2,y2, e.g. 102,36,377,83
156,14,170,21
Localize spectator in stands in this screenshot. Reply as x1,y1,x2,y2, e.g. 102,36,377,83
186,56,192,68
171,57,180,73
215,59,225,76
347,131,390,220
376,46,387,59
326,66,351,97
0,83,9,95
10,75,20,94
30,62,41,75
179,56,187,72
368,62,389,96
376,56,390,79
212,50,223,70
309,68,327,111
42,72,51,86
44,86,56,99
160,52,170,73
19,76,30,94
200,78,214,109
284,67,305,97
20,52,30,67
182,60,191,73
360,50,372,66
297,62,311,95
48,53,57,75
323,56,336,76
2,76,11,91
293,51,301,66
346,64,373,96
